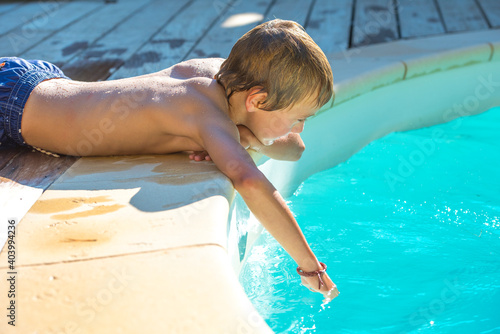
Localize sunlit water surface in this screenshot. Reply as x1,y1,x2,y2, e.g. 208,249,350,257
240,107,500,333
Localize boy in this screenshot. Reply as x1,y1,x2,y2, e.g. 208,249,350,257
0,19,338,298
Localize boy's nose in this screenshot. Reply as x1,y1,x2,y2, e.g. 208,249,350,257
291,122,304,133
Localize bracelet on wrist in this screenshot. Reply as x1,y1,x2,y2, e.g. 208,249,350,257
296,262,327,290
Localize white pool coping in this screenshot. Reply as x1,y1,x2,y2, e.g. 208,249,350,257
1,29,499,333
260,29,500,198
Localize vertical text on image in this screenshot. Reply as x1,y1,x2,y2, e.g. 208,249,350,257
6,218,17,327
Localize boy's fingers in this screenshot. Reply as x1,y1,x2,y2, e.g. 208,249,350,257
323,287,340,301
189,151,212,162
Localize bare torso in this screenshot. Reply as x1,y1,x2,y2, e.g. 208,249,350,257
21,58,230,156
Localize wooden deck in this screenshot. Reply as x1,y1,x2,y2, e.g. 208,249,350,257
1,0,500,221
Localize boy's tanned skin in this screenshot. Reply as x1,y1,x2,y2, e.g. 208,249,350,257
23,58,305,159
19,20,339,299
21,58,337,297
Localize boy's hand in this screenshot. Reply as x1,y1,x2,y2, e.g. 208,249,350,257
189,151,211,161
300,272,339,300
237,124,259,150
237,125,306,161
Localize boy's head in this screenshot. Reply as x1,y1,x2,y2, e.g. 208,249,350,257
215,19,333,112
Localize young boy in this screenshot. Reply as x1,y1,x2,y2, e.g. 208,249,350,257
0,19,338,298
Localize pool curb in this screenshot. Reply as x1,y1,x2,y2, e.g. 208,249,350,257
324,29,500,108
1,29,499,334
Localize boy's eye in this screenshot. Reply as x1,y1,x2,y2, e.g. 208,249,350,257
298,114,316,123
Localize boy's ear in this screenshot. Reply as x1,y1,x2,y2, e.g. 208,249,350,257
246,87,268,112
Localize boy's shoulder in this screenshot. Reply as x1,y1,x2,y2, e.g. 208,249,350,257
144,57,228,115
162,57,228,112
169,57,225,80
158,58,232,132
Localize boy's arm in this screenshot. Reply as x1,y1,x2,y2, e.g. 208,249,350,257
189,125,305,162
238,125,305,161
198,122,337,294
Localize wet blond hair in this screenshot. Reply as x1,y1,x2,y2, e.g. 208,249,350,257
215,19,333,111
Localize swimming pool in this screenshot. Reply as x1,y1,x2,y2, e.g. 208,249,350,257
240,107,500,333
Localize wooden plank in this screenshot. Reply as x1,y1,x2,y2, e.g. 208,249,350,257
305,0,353,56
0,148,78,248
478,0,500,27
0,147,22,171
110,0,226,79
0,2,22,16
265,0,313,24
0,1,104,57
397,0,445,38
351,0,399,47
22,0,151,70
0,1,70,36
185,0,271,60
436,0,489,32
0,148,77,191
0,2,44,23
63,0,190,81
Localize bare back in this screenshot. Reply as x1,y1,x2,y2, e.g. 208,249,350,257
21,58,231,156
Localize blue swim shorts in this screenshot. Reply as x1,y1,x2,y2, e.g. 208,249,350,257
0,57,70,148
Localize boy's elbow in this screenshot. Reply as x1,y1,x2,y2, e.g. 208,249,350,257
231,170,267,193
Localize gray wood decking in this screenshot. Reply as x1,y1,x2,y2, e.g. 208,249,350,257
2,0,499,82
1,0,499,215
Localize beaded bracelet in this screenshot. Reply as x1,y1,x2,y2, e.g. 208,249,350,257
31,146,60,158
296,262,327,290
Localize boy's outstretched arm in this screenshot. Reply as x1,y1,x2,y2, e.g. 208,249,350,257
198,122,338,296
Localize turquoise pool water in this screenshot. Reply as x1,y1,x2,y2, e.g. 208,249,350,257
241,107,500,333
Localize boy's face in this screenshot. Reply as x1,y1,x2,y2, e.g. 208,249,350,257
247,96,319,146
